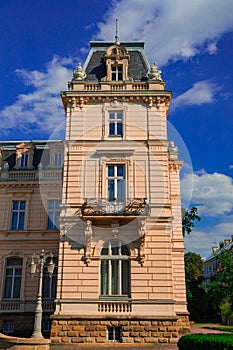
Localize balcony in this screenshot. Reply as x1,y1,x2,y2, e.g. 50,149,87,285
81,198,149,217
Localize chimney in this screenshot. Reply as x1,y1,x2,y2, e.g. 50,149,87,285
212,246,218,253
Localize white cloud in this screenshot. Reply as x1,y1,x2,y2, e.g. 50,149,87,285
96,0,233,65
181,171,233,216
172,80,218,109
0,56,75,138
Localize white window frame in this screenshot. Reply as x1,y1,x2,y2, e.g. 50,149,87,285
107,164,125,201
11,200,26,230
108,111,123,137
107,326,122,342
111,65,123,81
100,240,130,296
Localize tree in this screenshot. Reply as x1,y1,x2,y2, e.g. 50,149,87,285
184,252,214,321
207,249,233,313
182,206,201,237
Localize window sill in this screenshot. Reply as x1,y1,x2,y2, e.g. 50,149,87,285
99,295,131,301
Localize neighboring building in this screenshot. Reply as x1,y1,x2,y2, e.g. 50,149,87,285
0,37,189,345
0,141,63,337
51,38,189,345
204,236,233,284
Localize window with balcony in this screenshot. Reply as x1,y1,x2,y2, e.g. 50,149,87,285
100,240,130,296
109,111,123,137
111,65,123,81
42,257,58,299
11,201,26,230
3,258,22,299
107,164,125,201
47,200,60,230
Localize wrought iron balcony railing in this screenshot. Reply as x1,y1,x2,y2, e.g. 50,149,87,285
81,198,149,216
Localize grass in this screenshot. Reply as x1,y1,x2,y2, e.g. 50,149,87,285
193,322,233,332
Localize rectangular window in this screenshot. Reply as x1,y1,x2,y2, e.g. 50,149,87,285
2,321,14,334
4,258,22,299
54,153,62,167
112,65,123,81
20,153,28,167
11,201,26,230
109,112,123,136
47,200,60,230
107,165,125,201
108,326,122,342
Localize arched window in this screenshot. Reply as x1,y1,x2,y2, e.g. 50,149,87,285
42,257,58,299
4,258,23,299
100,240,130,296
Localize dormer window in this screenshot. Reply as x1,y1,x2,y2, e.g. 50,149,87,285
112,65,123,81
54,153,62,167
20,153,28,167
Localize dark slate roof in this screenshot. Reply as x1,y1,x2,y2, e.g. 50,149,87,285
84,41,150,82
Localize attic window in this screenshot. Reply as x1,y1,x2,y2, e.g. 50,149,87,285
112,65,123,81
20,154,28,167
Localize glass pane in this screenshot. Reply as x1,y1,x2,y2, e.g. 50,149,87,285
48,201,54,209
121,245,129,256
109,122,115,135
117,112,122,120
47,216,54,229
5,268,13,276
108,180,115,200
12,202,19,210
108,166,114,177
7,258,22,266
4,277,12,298
108,327,114,341
11,213,18,230
15,268,22,276
122,260,129,295
112,73,116,81
13,277,21,298
101,247,108,256
111,260,119,295
111,246,119,255
55,201,60,209
101,260,109,295
20,201,26,210
109,112,115,119
117,165,125,177
18,212,25,230
118,72,122,80
117,122,122,135
117,180,124,199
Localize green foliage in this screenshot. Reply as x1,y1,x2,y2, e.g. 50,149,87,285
184,252,214,321
182,206,201,237
220,301,233,318
207,250,233,313
178,334,233,350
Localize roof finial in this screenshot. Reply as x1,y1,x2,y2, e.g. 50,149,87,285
115,18,120,45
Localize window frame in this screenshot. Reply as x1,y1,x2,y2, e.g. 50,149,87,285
10,200,26,231
47,200,61,230
111,64,123,81
108,111,123,137
107,164,126,201
3,257,23,300
100,240,130,297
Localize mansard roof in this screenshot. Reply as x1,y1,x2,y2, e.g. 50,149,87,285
83,41,150,82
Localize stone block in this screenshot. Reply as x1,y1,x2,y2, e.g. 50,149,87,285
67,331,78,337
139,321,150,325
145,337,159,343
96,325,106,331
72,326,85,331
85,325,96,331
96,337,106,343
134,337,144,343
158,338,168,343
71,338,84,343
61,337,71,343
134,326,145,331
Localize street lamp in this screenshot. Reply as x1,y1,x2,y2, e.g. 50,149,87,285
30,249,55,338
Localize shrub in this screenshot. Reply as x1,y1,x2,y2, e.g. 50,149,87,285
178,334,233,350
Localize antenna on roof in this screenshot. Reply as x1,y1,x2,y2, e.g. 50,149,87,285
115,18,120,45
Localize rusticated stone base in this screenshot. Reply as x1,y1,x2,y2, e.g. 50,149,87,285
50,314,190,345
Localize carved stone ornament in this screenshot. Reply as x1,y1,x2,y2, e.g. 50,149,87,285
148,63,163,81
138,220,146,265
84,220,94,265
72,63,86,81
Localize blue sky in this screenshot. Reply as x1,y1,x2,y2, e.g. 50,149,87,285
0,0,233,258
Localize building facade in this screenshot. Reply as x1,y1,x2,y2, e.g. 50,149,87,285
0,38,189,345
0,141,63,337
50,39,189,345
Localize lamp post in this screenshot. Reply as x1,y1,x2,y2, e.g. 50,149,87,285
30,249,54,338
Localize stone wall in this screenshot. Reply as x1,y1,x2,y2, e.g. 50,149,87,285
50,315,190,345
